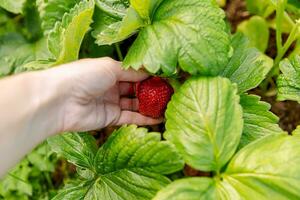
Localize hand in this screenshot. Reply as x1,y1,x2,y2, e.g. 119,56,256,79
42,57,162,132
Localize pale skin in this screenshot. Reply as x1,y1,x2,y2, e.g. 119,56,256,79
0,57,162,177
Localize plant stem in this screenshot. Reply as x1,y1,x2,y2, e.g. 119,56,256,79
44,172,54,189
115,43,124,61
276,0,286,54
272,20,300,76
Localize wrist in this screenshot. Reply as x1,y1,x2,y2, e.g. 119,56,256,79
26,69,67,137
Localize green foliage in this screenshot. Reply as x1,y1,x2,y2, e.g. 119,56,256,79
94,0,231,75
239,94,283,148
221,33,273,93
165,77,243,172
237,16,270,52
155,134,300,199
48,125,184,200
0,0,26,14
37,0,81,34
0,143,57,200
277,55,300,102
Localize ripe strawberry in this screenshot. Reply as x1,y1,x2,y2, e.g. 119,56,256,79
135,77,174,118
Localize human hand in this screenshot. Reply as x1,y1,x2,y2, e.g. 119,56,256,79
41,57,162,133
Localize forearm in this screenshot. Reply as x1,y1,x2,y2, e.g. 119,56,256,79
0,70,64,176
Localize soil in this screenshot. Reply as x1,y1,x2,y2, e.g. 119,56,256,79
252,89,300,133
225,0,250,32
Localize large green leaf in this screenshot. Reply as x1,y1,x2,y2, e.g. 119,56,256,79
123,0,231,75
47,132,97,170
154,134,300,199
0,0,26,14
277,55,300,103
165,77,243,172
37,0,81,33
95,125,183,175
52,125,184,200
237,16,269,53
239,94,283,148
224,134,300,199
221,33,273,93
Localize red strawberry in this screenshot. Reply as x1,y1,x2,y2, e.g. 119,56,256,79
135,77,174,118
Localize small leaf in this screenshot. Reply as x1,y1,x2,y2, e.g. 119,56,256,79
224,134,300,199
237,16,269,52
292,126,300,135
239,94,283,148
47,0,94,64
123,0,231,75
94,7,143,45
277,55,300,103
95,0,129,19
37,0,81,33
245,0,274,17
0,0,26,14
221,33,273,93
165,77,243,172
47,132,97,169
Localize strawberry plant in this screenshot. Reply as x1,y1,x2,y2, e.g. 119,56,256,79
1,0,300,199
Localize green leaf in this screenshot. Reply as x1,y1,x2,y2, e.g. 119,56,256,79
47,132,97,169
293,126,300,135
165,77,243,172
95,125,184,175
53,125,184,200
154,135,300,199
123,0,231,75
130,0,164,22
245,0,275,17
52,180,92,200
22,0,43,41
0,0,26,14
47,0,94,64
0,160,33,196
277,55,300,102
95,0,129,19
239,94,283,148
237,16,269,53
0,33,51,76
153,177,217,200
26,143,56,172
221,33,273,93
37,0,81,34
224,134,300,199
94,7,143,45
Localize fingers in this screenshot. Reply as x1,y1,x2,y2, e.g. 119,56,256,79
115,111,163,126
120,98,139,111
105,58,148,82
117,68,149,82
119,82,135,96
